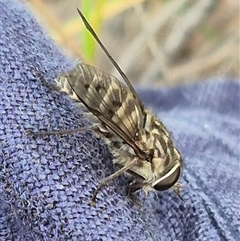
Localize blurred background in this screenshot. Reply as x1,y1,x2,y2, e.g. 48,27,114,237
26,0,239,87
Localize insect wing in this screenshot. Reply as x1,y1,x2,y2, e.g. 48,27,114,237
77,8,145,110
59,63,146,156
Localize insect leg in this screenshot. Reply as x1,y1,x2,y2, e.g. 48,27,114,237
32,68,60,92
126,181,143,205
90,157,139,205
173,183,184,201
25,126,91,137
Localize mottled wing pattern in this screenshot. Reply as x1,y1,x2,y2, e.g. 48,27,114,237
56,63,146,153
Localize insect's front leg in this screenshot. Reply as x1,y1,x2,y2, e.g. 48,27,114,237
126,181,143,206
90,157,139,206
173,183,184,201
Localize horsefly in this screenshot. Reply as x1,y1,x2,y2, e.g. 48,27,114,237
29,9,183,205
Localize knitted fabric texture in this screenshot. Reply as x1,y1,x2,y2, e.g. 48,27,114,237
0,1,239,241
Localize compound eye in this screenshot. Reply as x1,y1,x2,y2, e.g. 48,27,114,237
153,165,181,191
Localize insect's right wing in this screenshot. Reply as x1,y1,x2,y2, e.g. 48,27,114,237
77,9,145,110
57,63,147,158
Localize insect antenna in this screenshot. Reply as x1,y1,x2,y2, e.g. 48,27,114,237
76,8,145,110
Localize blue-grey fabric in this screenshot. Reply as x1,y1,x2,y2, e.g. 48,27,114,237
0,1,239,240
